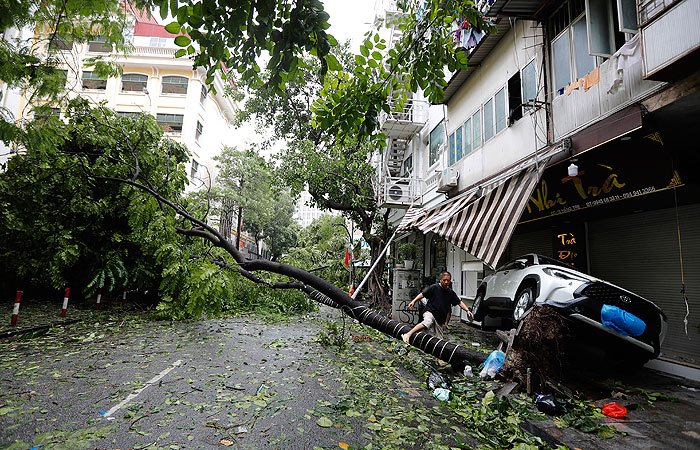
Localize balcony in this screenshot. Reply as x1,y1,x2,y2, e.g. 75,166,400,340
551,56,663,141
379,98,428,139
378,176,422,209
640,0,700,81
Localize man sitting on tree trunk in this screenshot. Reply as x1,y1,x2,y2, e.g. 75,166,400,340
402,271,474,365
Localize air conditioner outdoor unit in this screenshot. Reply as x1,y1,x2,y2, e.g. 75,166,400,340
436,167,459,193
386,180,410,203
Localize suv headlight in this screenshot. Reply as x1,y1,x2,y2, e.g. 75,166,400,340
542,267,589,282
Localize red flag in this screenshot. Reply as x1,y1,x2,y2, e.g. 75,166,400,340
343,248,351,268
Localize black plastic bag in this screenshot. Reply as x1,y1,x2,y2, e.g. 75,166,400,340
427,371,450,390
535,393,566,415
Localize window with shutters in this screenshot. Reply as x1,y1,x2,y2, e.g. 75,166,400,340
88,36,111,53
82,71,107,90
156,113,184,134
161,76,188,95
121,73,148,92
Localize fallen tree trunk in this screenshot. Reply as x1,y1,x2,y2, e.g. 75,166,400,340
101,176,486,369
306,289,487,368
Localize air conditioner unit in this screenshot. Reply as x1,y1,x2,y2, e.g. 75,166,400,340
436,167,459,193
386,180,410,203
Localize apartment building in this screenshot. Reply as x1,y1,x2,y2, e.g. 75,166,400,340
378,0,700,371
3,3,237,189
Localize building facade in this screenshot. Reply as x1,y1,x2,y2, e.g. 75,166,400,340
378,0,700,371
2,3,238,190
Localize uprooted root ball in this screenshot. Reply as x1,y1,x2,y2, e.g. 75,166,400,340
502,306,572,390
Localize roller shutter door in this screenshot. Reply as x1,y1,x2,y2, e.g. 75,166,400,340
508,228,554,263
588,204,700,366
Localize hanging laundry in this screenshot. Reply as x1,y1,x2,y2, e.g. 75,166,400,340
607,33,642,94
564,78,582,95
582,66,600,91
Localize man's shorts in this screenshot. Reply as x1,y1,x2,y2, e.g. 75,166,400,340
420,311,445,339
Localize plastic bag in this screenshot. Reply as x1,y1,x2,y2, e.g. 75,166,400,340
602,402,628,418
479,350,505,378
535,393,566,415
432,388,450,401
601,304,646,337
427,371,450,390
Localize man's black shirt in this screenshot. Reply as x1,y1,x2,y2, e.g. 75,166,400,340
422,283,460,324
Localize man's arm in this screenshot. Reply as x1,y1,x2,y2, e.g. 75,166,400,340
458,300,474,320
407,292,424,310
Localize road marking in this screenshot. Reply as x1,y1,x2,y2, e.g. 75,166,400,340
101,359,183,419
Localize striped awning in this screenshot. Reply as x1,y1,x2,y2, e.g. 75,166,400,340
397,158,549,269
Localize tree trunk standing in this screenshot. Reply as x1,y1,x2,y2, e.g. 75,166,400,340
235,205,243,250
219,198,236,239
366,234,389,311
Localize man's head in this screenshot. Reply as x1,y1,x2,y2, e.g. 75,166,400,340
439,271,452,289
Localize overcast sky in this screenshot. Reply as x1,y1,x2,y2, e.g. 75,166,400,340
323,0,379,51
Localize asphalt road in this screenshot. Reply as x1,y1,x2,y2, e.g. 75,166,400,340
1,302,699,450
0,304,488,449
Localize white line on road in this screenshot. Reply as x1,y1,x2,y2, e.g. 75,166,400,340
101,359,183,419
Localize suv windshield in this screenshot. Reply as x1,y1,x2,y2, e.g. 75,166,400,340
536,254,575,269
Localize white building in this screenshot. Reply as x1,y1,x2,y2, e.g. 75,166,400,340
2,3,238,189
293,190,334,228
377,0,700,373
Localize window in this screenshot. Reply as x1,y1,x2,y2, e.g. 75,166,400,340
548,0,631,94
462,117,472,156
49,36,73,51
121,73,148,92
200,85,208,104
117,111,142,118
573,17,595,77
429,122,445,167
195,121,203,141
403,155,413,175
448,131,456,166
88,36,111,53
149,37,168,47
156,113,184,133
471,110,482,149
455,125,463,162
161,76,188,94
521,60,537,109
190,159,199,178
494,88,507,133
82,71,107,90
483,98,494,142
508,59,538,122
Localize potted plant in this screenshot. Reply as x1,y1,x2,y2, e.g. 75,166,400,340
398,242,418,270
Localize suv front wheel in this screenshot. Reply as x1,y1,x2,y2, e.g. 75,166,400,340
513,286,534,322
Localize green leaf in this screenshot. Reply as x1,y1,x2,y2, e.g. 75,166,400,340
359,45,369,57
316,417,333,428
174,35,191,47
482,390,495,407
164,22,181,34
175,49,186,58
354,55,366,66
325,54,342,71
371,51,382,61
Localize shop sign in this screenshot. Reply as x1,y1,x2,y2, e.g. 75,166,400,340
552,225,587,272
521,146,682,223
